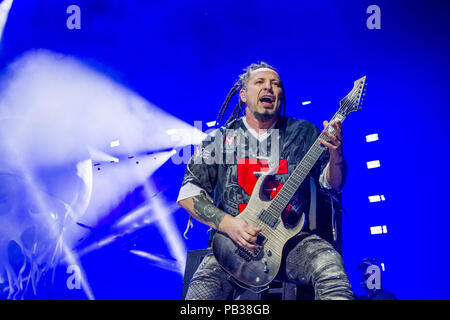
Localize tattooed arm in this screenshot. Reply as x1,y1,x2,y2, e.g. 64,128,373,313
178,192,261,250
178,192,226,230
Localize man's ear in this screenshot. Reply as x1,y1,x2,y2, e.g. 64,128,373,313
240,89,247,103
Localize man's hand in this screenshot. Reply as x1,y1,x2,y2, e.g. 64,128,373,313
318,120,344,163
318,120,347,192
178,194,261,251
219,215,261,251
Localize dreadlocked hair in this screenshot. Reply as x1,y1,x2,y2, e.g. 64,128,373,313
216,61,286,126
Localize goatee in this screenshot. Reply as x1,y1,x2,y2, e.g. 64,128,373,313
253,110,279,123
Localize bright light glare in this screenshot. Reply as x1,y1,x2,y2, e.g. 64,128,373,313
0,0,13,41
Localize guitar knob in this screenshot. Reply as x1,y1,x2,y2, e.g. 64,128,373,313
263,266,269,273
262,258,268,265
266,249,272,257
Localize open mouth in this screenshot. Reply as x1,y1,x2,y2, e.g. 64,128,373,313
259,95,275,107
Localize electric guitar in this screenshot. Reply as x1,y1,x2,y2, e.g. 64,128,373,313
212,76,367,288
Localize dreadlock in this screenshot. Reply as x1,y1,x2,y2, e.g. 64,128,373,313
216,61,286,126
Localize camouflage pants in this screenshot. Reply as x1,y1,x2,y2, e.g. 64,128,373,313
185,233,354,300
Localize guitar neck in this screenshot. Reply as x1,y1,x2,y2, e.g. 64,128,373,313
267,111,346,216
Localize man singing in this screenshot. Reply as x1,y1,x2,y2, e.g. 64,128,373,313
177,62,354,300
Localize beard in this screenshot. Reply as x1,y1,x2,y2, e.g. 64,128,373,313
252,108,280,122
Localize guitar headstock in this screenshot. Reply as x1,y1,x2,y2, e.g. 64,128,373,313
338,76,367,116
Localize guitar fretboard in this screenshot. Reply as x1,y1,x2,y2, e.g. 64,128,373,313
266,112,346,218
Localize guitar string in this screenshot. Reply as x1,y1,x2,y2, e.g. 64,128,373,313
260,92,359,223
225,87,364,285
244,84,363,252
244,102,348,252
273,93,358,212
251,94,358,230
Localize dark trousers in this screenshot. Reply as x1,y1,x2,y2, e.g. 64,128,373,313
185,232,354,300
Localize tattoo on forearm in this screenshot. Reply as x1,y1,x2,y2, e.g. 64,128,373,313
192,193,226,229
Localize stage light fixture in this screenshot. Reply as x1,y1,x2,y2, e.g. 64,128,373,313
370,225,388,235
365,133,379,142
368,195,386,203
366,160,381,169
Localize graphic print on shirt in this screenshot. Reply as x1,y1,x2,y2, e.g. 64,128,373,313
237,158,290,214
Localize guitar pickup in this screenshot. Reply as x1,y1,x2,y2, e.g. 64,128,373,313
258,210,280,229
